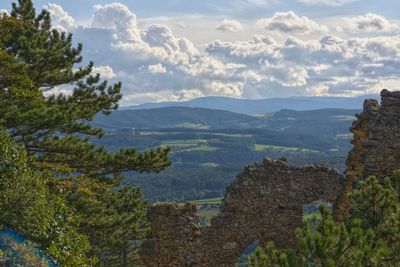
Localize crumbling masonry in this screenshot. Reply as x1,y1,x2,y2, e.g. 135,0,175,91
140,90,400,267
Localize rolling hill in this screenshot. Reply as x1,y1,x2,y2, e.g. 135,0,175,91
94,106,359,201
121,95,378,115
93,107,260,129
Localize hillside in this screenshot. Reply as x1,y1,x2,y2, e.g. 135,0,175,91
121,95,378,115
95,107,359,201
93,107,260,129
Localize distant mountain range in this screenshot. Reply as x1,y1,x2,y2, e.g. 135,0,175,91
120,94,379,115
93,107,260,129
93,106,360,134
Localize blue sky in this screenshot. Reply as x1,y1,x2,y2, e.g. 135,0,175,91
2,0,400,20
2,0,400,105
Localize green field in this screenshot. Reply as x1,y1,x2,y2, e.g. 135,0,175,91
254,144,319,153
206,133,252,138
190,197,223,205
159,139,208,149
175,123,210,129
182,145,218,152
200,163,220,168
332,115,356,121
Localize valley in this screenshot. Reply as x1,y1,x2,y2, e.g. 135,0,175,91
94,106,358,202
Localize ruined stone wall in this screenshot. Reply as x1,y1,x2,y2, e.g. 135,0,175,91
140,203,203,266
363,90,400,179
335,90,400,220
333,99,378,221
141,158,344,267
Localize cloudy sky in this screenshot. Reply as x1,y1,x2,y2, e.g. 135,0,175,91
2,0,400,105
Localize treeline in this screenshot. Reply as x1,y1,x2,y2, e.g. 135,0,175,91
0,1,169,265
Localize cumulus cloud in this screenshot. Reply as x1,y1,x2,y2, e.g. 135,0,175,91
216,19,243,33
257,11,327,34
148,64,168,74
49,3,400,104
0,9,9,15
92,65,116,79
345,13,399,33
92,3,141,42
44,3,76,32
206,34,400,97
298,0,357,6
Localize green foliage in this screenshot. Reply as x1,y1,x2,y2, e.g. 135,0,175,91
0,129,92,265
0,0,170,181
249,174,400,267
65,181,149,266
0,1,169,265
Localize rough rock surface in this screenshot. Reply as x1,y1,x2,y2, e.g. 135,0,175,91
141,158,344,266
334,89,400,220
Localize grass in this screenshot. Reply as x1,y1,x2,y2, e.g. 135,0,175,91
159,143,195,149
182,146,218,152
200,209,219,226
303,212,322,221
332,115,356,121
200,163,219,168
205,133,252,138
254,144,319,153
190,197,223,205
188,197,223,226
254,113,273,119
174,123,210,129
159,139,218,153
159,139,208,149
162,139,208,145
335,133,353,140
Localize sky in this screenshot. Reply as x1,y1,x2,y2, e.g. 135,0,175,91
2,0,400,105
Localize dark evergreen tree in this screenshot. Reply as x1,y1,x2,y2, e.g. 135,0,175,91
65,181,148,266
0,2,170,266
1,0,170,181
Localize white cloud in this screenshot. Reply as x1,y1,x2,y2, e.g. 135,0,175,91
92,3,141,42
0,9,9,15
257,11,327,34
345,13,399,33
52,3,400,104
44,3,76,32
298,0,357,6
216,19,243,33
148,64,167,74
92,65,116,79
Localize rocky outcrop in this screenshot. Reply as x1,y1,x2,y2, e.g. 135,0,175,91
333,99,378,221
334,90,400,220
140,158,344,267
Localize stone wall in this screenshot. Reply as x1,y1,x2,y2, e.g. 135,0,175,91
141,158,344,266
334,89,400,220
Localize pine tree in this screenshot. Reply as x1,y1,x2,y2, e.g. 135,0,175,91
0,2,171,265
67,183,149,266
0,0,170,181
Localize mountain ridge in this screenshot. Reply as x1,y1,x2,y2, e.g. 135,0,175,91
121,94,379,115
